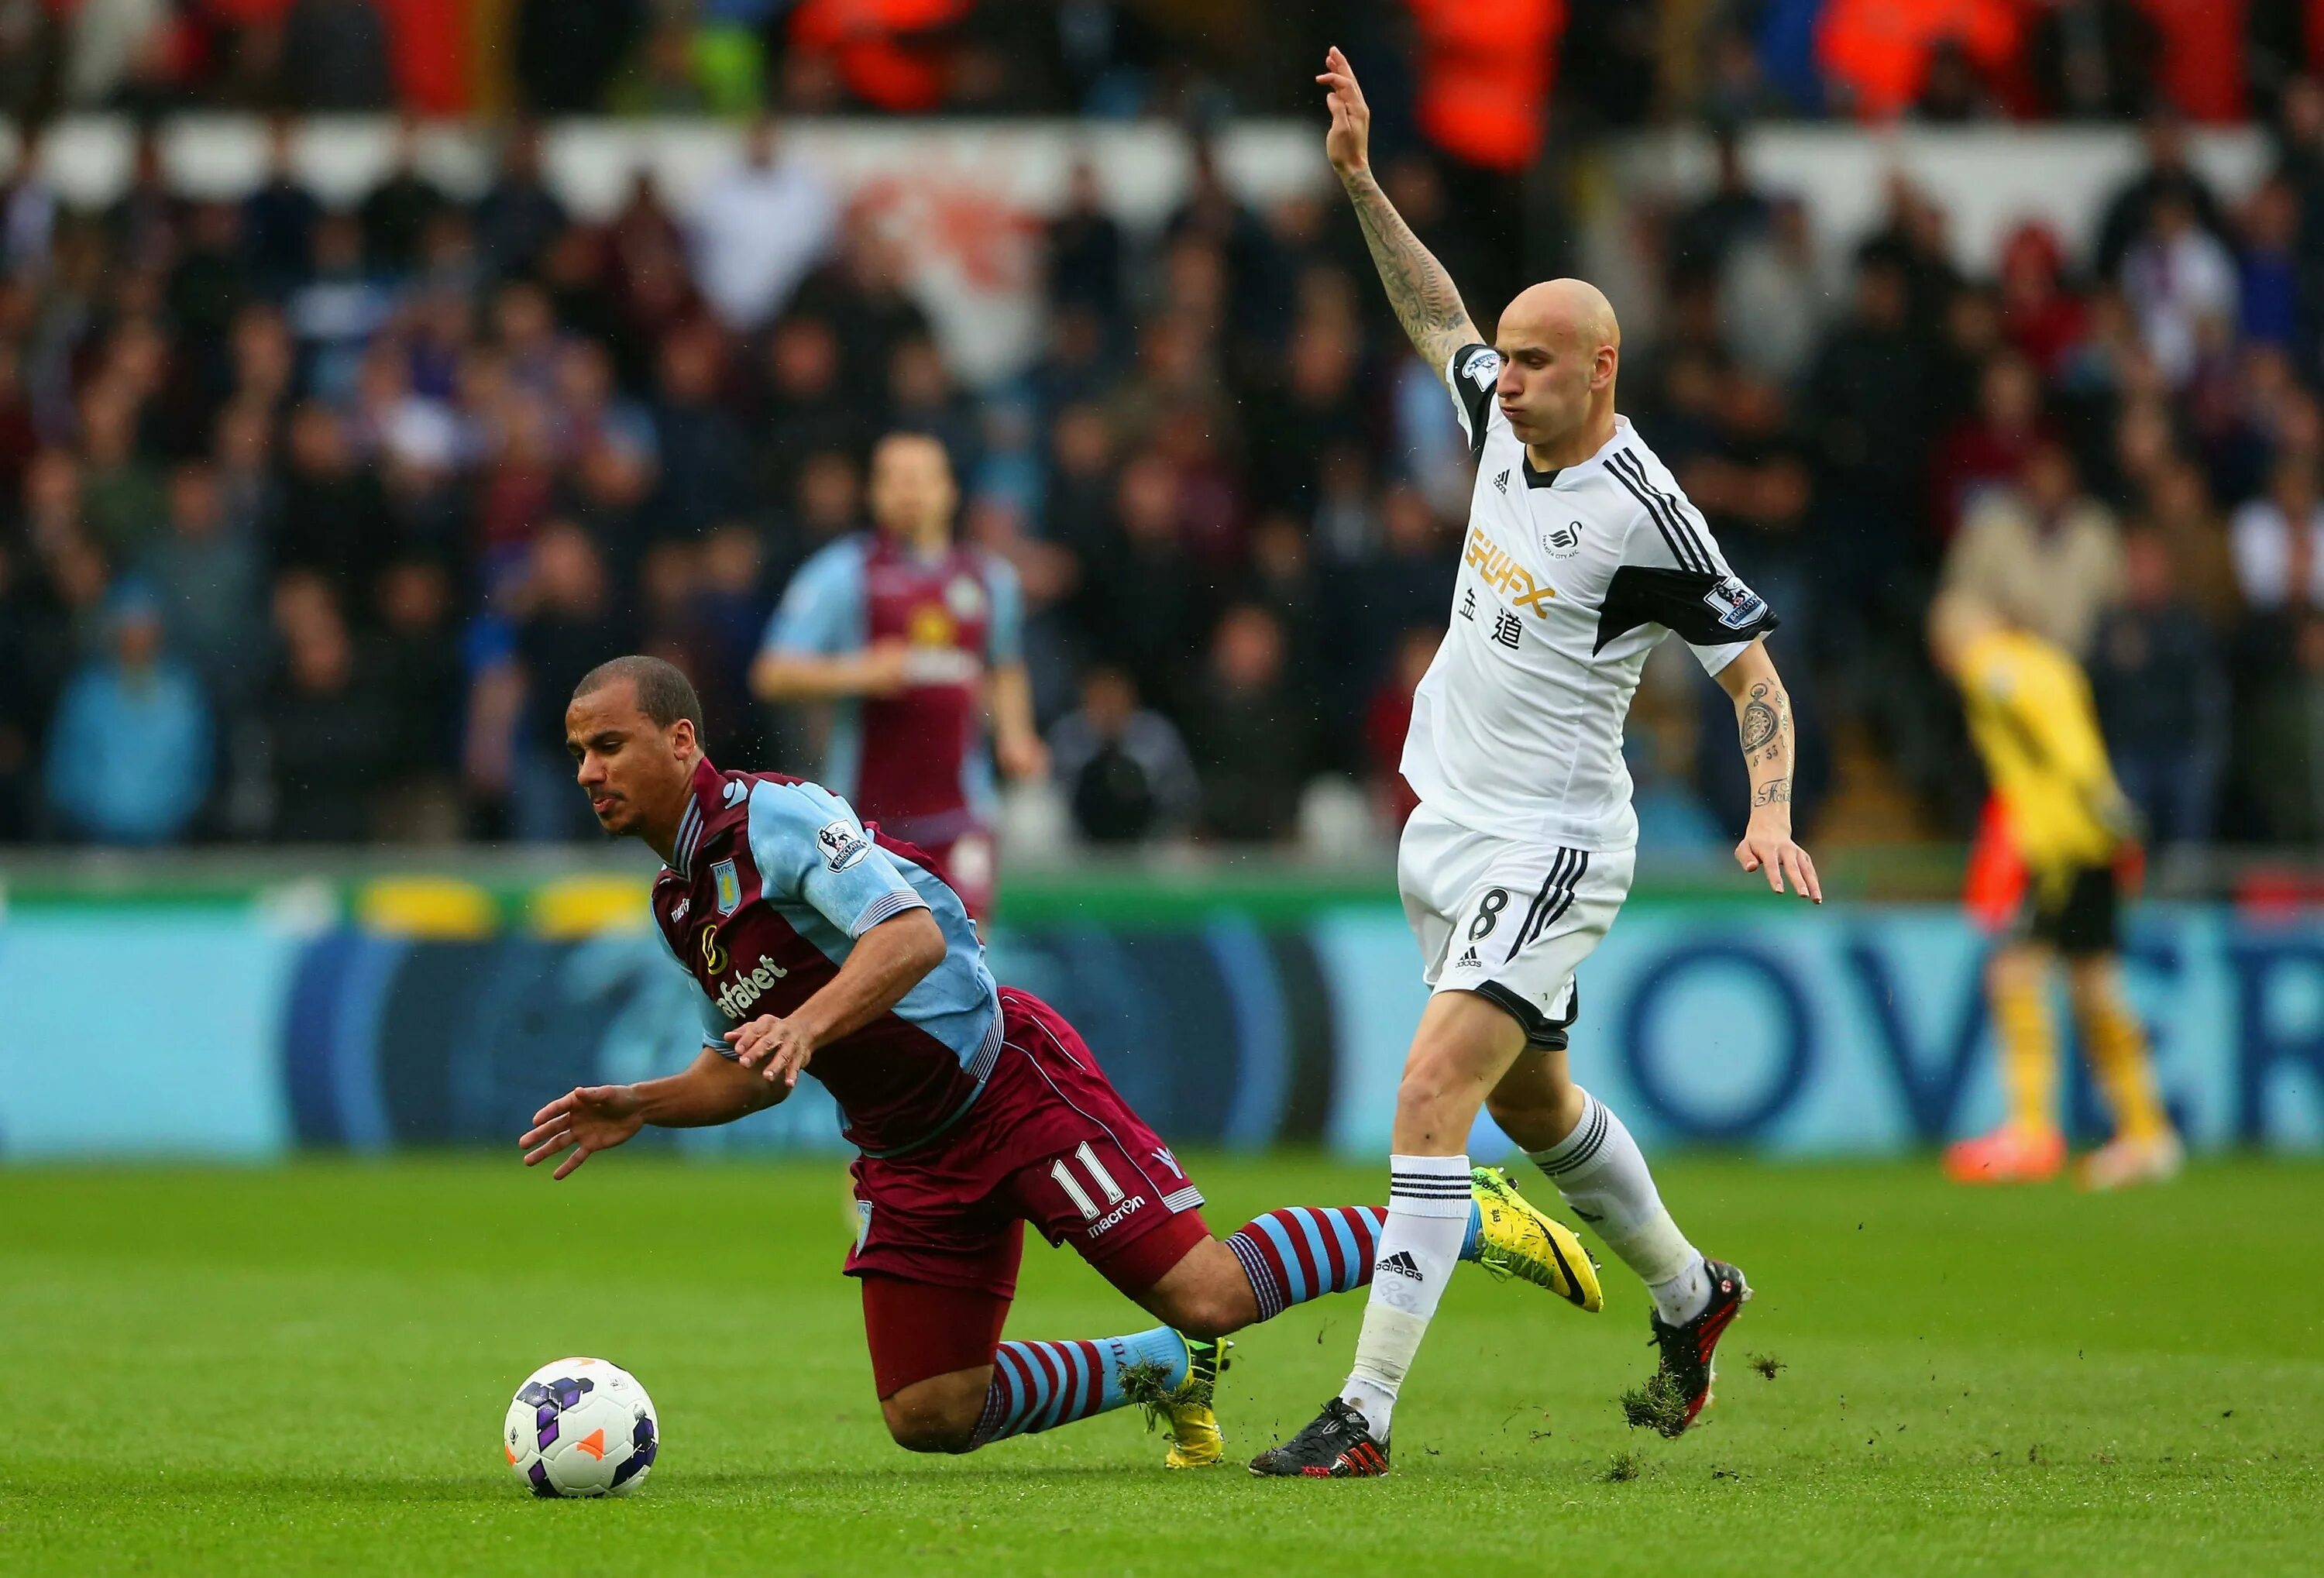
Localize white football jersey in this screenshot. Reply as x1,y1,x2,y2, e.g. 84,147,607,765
1399,343,1779,851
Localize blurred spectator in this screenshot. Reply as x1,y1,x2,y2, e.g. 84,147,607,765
1184,603,1308,842
1943,440,2126,658
2094,115,2229,279
266,574,394,841
1045,161,1126,329
1669,136,1771,284
2089,528,2227,846
276,403,390,600
473,122,569,283
2119,192,2238,388
1363,627,1439,830
43,584,211,844
359,117,449,275
686,119,838,334
1719,197,1825,387
242,120,321,296
513,0,642,113
1929,352,2056,539
281,0,394,111
373,557,465,839
1075,454,1205,716
2229,455,2324,610
1996,223,2089,377
1805,249,1929,590
1047,665,1199,844
2026,0,2160,121
473,522,634,841
142,460,262,710
1913,37,2000,122
2235,174,2307,356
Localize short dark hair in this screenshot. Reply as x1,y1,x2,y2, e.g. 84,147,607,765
572,655,703,734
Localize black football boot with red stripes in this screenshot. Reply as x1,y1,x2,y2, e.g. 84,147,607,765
1638,1259,1752,1436
1249,1398,1391,1478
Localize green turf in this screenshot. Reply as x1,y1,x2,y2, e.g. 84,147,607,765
5,1155,2320,1576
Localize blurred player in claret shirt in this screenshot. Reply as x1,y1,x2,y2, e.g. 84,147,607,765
751,432,1043,917
525,656,1600,1467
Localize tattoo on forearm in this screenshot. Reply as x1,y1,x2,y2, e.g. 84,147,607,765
1343,168,1474,365
1739,681,1793,769
1740,685,1778,753
1753,779,1792,806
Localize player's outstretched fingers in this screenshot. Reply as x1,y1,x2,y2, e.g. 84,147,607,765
521,1130,569,1168
552,1145,590,1181
1792,845,1824,904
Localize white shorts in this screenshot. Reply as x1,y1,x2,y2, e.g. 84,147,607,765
1397,804,1636,1049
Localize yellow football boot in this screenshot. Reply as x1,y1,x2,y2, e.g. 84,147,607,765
1470,1166,1603,1312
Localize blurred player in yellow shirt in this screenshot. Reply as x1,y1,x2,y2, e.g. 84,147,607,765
1928,594,2181,1190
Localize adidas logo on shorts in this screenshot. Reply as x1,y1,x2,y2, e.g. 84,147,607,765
1454,947,1481,968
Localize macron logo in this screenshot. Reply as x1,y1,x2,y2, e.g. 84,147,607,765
1376,1250,1422,1281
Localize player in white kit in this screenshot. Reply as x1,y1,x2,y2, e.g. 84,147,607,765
1253,50,1825,1478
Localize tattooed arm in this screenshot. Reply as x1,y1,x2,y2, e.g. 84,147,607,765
1714,640,1822,902
1316,47,1479,371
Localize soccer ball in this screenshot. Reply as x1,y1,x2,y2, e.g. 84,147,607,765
502,1356,658,1497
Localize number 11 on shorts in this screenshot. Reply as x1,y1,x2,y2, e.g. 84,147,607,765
1050,1142,1126,1222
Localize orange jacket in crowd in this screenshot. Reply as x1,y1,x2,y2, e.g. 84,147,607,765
789,0,969,114
1404,0,1566,172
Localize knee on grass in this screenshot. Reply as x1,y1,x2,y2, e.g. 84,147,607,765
881,1387,984,1454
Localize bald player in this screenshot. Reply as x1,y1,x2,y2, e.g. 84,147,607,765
1252,50,1824,1478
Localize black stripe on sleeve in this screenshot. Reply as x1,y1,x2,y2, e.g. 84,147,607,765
1606,450,1712,574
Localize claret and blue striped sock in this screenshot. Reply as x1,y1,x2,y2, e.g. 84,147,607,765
967,1327,1189,1447
1223,1199,1483,1322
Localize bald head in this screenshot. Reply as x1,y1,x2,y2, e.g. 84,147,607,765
1501,278,1621,357
1488,277,1621,458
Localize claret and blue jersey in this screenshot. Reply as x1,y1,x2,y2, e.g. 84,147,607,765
648,755,1001,1157
757,532,1025,838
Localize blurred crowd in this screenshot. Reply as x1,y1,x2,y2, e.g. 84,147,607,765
1623,91,2324,853
5,3,2319,132
12,8,2324,854
0,108,1514,848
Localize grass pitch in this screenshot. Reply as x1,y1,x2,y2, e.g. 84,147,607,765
5,1154,2320,1576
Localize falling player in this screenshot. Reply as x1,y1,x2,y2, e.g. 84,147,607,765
522,655,1600,1467
751,431,1043,917
1929,593,2181,1189
1253,50,1825,1478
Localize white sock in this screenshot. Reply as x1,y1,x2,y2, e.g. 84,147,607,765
1529,1089,1710,1326
1341,1153,1471,1438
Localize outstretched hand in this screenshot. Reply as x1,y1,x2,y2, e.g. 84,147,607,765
520,1085,645,1180
1315,46,1370,177
1734,819,1822,904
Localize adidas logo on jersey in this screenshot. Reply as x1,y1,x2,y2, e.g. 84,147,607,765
1376,1250,1423,1281
1494,469,1511,494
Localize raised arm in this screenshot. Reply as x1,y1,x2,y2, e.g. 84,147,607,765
1713,639,1822,903
1317,46,1480,372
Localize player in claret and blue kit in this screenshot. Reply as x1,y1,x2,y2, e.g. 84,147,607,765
522,655,1603,1467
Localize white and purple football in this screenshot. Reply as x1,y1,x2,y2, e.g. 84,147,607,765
503,1356,658,1497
